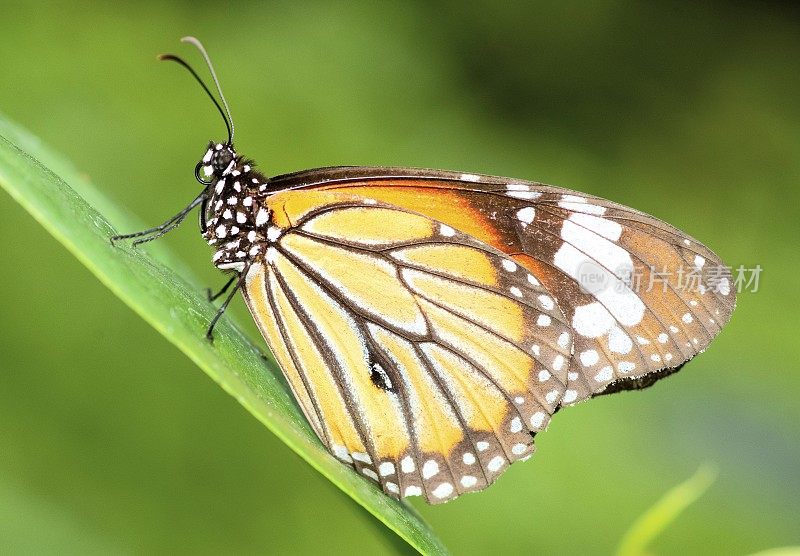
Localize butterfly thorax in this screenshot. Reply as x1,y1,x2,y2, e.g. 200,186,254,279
199,142,271,272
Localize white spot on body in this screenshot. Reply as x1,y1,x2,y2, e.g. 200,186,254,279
217,261,245,272
255,207,269,227
267,226,282,241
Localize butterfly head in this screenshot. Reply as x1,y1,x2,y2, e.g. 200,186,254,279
197,142,237,183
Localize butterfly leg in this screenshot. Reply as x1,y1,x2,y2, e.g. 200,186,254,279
206,275,237,302
110,192,206,246
206,268,249,341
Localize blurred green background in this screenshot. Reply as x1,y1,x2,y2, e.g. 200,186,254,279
1,1,798,554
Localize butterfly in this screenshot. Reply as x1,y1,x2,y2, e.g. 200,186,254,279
112,37,735,504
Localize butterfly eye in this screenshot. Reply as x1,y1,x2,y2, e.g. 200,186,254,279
213,149,234,172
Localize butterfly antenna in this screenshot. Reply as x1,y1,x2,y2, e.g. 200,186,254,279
158,44,234,144
181,36,235,142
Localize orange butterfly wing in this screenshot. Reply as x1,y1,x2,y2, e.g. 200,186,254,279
241,167,734,503
243,193,573,502
267,167,735,403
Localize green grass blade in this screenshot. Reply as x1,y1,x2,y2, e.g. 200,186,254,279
0,114,448,556
616,463,718,556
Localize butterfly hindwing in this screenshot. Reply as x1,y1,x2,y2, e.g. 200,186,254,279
242,194,573,502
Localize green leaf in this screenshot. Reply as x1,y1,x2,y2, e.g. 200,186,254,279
616,463,718,556
0,114,448,556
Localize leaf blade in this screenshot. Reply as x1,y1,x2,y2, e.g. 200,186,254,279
0,115,448,556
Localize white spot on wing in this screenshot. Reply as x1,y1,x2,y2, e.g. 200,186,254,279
502,259,518,272
422,460,439,479
517,206,536,224
580,349,599,367
432,482,454,498
487,456,504,472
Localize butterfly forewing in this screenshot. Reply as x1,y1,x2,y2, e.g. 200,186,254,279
263,168,735,406
243,194,573,502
